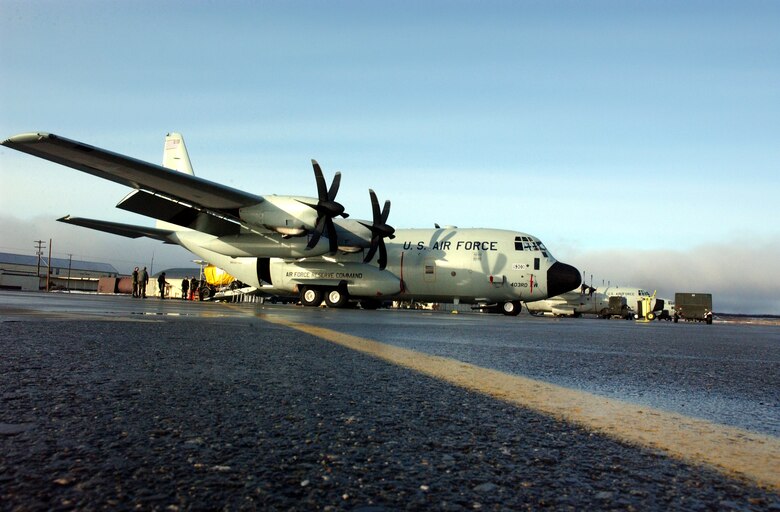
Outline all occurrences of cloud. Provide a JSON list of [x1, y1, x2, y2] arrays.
[[560, 239, 780, 315]]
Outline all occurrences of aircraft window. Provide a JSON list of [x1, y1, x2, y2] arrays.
[[516, 237, 548, 252], [534, 258, 540, 270]]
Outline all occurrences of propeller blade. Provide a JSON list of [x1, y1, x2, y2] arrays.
[[307, 215, 327, 249], [362, 189, 395, 269], [369, 189, 381, 219], [326, 218, 338, 255], [377, 239, 388, 270], [364, 239, 379, 264], [305, 160, 348, 250], [328, 172, 341, 202], [311, 160, 328, 201]]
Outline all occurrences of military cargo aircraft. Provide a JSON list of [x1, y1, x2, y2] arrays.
[[525, 289, 613, 317], [3, 132, 581, 314], [526, 285, 670, 319], [599, 286, 669, 319]]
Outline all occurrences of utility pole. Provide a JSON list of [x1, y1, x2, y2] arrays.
[[46, 238, 52, 292], [67, 253, 73, 292], [34, 240, 46, 290]]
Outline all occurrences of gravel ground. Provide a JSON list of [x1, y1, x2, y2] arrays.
[[1, 317, 779, 511]]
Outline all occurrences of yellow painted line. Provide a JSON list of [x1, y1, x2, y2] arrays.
[[259, 313, 780, 491]]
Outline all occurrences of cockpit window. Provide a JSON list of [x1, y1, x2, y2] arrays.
[[515, 236, 549, 257]]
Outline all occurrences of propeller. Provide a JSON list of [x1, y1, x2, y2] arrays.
[[360, 189, 395, 270], [305, 159, 348, 254]]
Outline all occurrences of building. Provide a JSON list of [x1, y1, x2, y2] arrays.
[[148, 268, 201, 299], [0, 252, 119, 292]]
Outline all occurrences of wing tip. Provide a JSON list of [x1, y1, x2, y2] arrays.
[[3, 132, 53, 145]]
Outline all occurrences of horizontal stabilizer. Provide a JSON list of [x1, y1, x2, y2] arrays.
[[57, 215, 176, 243]]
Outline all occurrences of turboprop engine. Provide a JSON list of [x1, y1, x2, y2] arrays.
[[239, 160, 348, 254]]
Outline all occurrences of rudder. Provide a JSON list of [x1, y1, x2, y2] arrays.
[[163, 132, 194, 175]]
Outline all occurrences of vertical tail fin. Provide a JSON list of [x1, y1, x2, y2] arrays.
[[157, 133, 195, 232], [163, 132, 194, 175]]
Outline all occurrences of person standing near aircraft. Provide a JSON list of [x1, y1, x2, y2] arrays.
[[158, 272, 167, 300], [131, 267, 139, 298], [181, 277, 189, 300], [140, 267, 149, 298]]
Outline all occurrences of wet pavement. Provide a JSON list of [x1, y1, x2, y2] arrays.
[[1, 291, 779, 510]]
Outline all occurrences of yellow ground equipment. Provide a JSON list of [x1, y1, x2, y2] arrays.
[[203, 265, 235, 287], [635, 291, 658, 322]]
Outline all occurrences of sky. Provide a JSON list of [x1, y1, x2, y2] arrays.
[[1, 0, 778, 314]]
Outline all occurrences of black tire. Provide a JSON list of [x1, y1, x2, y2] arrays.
[[361, 299, 381, 310], [300, 287, 323, 307], [501, 301, 521, 316], [325, 288, 349, 308]]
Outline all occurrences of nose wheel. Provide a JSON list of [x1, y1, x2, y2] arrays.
[[502, 301, 521, 316]]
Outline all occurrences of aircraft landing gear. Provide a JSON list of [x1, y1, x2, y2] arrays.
[[501, 301, 522, 316], [300, 286, 323, 307], [300, 285, 351, 308], [325, 288, 350, 308], [360, 299, 382, 310]]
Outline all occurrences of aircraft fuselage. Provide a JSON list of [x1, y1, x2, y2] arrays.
[[175, 227, 581, 307]]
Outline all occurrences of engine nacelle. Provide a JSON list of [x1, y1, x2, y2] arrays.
[[200, 232, 332, 258], [239, 196, 319, 234]]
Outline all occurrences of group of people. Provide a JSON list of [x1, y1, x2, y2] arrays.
[[130, 266, 150, 298], [130, 268, 203, 300], [181, 276, 201, 300]]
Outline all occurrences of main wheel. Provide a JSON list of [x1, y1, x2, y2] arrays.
[[300, 287, 323, 307], [325, 288, 349, 308], [360, 299, 381, 310], [501, 301, 521, 316]]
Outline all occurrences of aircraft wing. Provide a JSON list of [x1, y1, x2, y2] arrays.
[[57, 215, 177, 244], [2, 133, 262, 212]]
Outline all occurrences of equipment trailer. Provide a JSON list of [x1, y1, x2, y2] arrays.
[[674, 293, 713, 324]]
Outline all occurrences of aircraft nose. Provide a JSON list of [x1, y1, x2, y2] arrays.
[[547, 261, 581, 297]]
